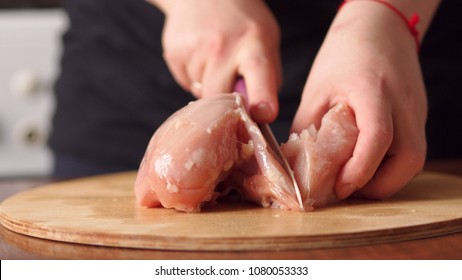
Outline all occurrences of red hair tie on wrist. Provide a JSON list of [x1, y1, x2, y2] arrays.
[[339, 0, 420, 52]]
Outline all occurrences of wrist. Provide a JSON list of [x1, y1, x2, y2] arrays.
[[330, 1, 418, 54], [339, 0, 420, 52]]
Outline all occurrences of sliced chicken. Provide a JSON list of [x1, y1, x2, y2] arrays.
[[227, 108, 304, 211], [134, 93, 300, 212], [281, 103, 359, 208], [135, 93, 359, 212]]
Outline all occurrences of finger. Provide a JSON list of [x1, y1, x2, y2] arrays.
[[185, 55, 206, 98], [237, 42, 281, 123], [356, 116, 426, 199], [335, 98, 393, 199], [272, 49, 283, 90], [163, 52, 191, 93], [290, 84, 331, 133], [201, 56, 235, 98], [357, 150, 425, 199]]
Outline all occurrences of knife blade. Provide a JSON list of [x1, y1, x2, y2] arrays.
[[233, 78, 304, 209], [258, 122, 304, 209]]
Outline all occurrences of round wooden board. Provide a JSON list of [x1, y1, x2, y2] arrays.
[[1, 171, 462, 251]]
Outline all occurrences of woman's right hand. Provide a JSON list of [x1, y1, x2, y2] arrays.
[[148, 0, 282, 123]]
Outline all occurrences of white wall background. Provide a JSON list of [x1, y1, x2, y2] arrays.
[[0, 9, 67, 177]]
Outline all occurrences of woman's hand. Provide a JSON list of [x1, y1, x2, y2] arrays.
[[292, 1, 428, 200], [149, 0, 282, 123]]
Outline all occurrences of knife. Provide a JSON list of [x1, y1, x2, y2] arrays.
[[233, 78, 304, 209]]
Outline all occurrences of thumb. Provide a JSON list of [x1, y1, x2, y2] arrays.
[[291, 85, 330, 133]]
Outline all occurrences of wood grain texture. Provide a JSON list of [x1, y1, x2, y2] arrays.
[[1, 171, 462, 251]]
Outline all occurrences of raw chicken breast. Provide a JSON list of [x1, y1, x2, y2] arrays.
[[135, 94, 243, 212], [281, 104, 359, 208], [135, 93, 302, 212], [135, 92, 359, 212]]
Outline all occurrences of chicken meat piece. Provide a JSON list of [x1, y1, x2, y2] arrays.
[[135, 93, 301, 212], [135, 92, 359, 212], [281, 103, 359, 208]]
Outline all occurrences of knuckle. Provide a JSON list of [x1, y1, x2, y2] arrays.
[[242, 55, 270, 71], [162, 50, 177, 63], [348, 166, 375, 189], [402, 148, 426, 173], [162, 32, 200, 60], [162, 40, 188, 63], [372, 124, 393, 147], [205, 32, 226, 56], [162, 36, 182, 55], [358, 70, 389, 94], [249, 22, 279, 41]]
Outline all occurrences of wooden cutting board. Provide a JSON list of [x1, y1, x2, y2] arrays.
[[1, 171, 462, 251]]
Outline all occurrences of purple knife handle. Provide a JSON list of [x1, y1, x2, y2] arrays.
[[233, 77, 249, 110], [233, 77, 247, 96]]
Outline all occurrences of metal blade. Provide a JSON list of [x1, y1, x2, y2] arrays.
[[258, 123, 304, 209], [233, 77, 303, 209]]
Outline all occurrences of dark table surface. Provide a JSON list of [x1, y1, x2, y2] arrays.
[[1, 159, 462, 260]]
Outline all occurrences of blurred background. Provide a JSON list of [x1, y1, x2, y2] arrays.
[[0, 0, 66, 178]]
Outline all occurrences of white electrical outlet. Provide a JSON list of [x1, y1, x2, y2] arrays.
[[0, 9, 68, 177]]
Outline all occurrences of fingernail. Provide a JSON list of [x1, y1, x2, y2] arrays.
[[189, 81, 203, 97], [252, 103, 273, 123], [337, 184, 359, 200]]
